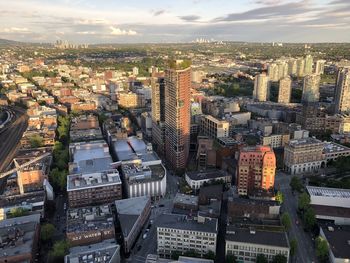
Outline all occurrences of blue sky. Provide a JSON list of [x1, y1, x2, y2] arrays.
[[0, 0, 349, 43]]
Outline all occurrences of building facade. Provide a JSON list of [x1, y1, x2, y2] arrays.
[[302, 74, 320, 103], [277, 76, 291, 104], [334, 67, 350, 114], [200, 115, 229, 139], [253, 73, 269, 102]]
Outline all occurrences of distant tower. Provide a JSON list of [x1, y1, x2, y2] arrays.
[[304, 55, 313, 75], [296, 58, 305, 77], [315, 60, 326, 75], [253, 73, 269, 102], [164, 60, 191, 170], [267, 63, 279, 81], [288, 59, 297, 76], [334, 67, 350, 113], [302, 74, 321, 103], [278, 76, 292, 104]]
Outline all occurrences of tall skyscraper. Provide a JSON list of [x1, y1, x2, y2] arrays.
[[304, 54, 313, 75], [253, 73, 269, 102], [278, 76, 292, 104], [315, 60, 326, 75], [288, 58, 297, 75], [334, 67, 350, 114], [164, 60, 191, 170], [267, 63, 279, 81], [237, 146, 276, 196], [296, 58, 305, 77], [302, 74, 321, 103], [277, 61, 288, 80], [151, 77, 166, 155]]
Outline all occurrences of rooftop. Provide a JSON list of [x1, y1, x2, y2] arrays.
[[186, 169, 228, 181], [67, 205, 114, 233], [226, 225, 289, 248], [288, 137, 324, 147], [157, 213, 218, 234], [67, 170, 121, 191], [321, 225, 350, 259], [121, 162, 165, 184], [65, 239, 120, 263], [306, 186, 350, 199], [323, 142, 350, 154], [174, 193, 198, 206]]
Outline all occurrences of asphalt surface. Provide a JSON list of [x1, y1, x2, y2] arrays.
[[0, 106, 28, 173], [275, 171, 316, 263]]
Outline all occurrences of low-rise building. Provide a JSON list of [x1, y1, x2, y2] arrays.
[[157, 214, 218, 258], [146, 255, 214, 263], [261, 134, 290, 148], [200, 115, 229, 139], [67, 170, 122, 208], [66, 205, 115, 246], [225, 225, 290, 263], [173, 193, 199, 213], [65, 239, 121, 263], [323, 142, 350, 163], [185, 170, 231, 190], [115, 196, 151, 254], [284, 137, 325, 175]]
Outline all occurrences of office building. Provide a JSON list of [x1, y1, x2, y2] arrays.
[[66, 205, 115, 246], [115, 196, 151, 254], [304, 54, 313, 75], [157, 214, 218, 258], [185, 169, 231, 190], [67, 170, 122, 208], [0, 214, 40, 263], [302, 74, 321, 103], [277, 76, 291, 103], [253, 73, 269, 102], [65, 239, 121, 263], [334, 67, 350, 114], [236, 146, 276, 196], [225, 225, 290, 263], [200, 115, 229, 139], [284, 138, 325, 175], [164, 60, 191, 170]]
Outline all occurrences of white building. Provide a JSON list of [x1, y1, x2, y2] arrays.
[[225, 226, 290, 263], [200, 115, 229, 139], [157, 214, 218, 258], [185, 170, 231, 190]]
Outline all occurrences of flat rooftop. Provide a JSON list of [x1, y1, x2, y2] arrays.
[[174, 193, 198, 206], [288, 137, 323, 147], [121, 163, 165, 184], [321, 225, 350, 260], [186, 169, 227, 181], [65, 239, 120, 263], [323, 142, 350, 154], [157, 214, 218, 234], [306, 186, 350, 199], [226, 225, 289, 248], [67, 205, 114, 233], [67, 169, 121, 191]]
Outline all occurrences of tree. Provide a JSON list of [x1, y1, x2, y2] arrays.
[[29, 134, 44, 148], [275, 191, 284, 204], [50, 168, 67, 191], [281, 212, 292, 231], [272, 254, 287, 263], [290, 176, 303, 193], [226, 254, 237, 263], [256, 254, 268, 263], [8, 207, 28, 218], [316, 236, 329, 263], [303, 208, 316, 231], [49, 240, 70, 263], [41, 223, 56, 241], [290, 238, 298, 256], [204, 250, 215, 260], [298, 192, 310, 211]]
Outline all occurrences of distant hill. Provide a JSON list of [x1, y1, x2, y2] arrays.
[[0, 38, 24, 46]]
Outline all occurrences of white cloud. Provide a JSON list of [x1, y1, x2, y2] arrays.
[[0, 27, 29, 33], [77, 31, 96, 35], [109, 26, 137, 36]]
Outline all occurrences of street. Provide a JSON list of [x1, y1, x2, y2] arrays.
[[275, 171, 316, 263]]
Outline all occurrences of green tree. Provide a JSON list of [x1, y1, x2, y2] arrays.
[[41, 223, 56, 241], [49, 240, 70, 263], [29, 134, 44, 148], [275, 191, 284, 204], [50, 168, 67, 191], [226, 254, 237, 263], [272, 254, 287, 263], [290, 176, 303, 193], [204, 251, 215, 260], [256, 254, 268, 263], [8, 207, 28, 218], [316, 236, 329, 263], [303, 208, 316, 231], [290, 238, 298, 256], [281, 212, 292, 231], [298, 192, 310, 211]]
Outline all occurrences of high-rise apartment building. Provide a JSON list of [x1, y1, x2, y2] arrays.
[[253, 73, 269, 102], [288, 58, 297, 75], [237, 146, 276, 196], [302, 74, 321, 103], [334, 67, 350, 114], [151, 77, 166, 156], [296, 58, 305, 77], [267, 63, 279, 82], [304, 55, 313, 75], [315, 60, 326, 75], [164, 60, 191, 170], [278, 76, 292, 103]]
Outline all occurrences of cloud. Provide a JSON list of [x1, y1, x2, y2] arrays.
[[152, 9, 166, 16], [179, 15, 201, 21], [109, 26, 138, 36], [77, 31, 96, 35], [0, 27, 30, 33], [254, 0, 284, 5]]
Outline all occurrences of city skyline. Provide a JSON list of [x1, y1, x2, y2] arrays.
[[0, 0, 350, 44]]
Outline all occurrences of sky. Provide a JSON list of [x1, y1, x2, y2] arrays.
[[0, 0, 349, 44]]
